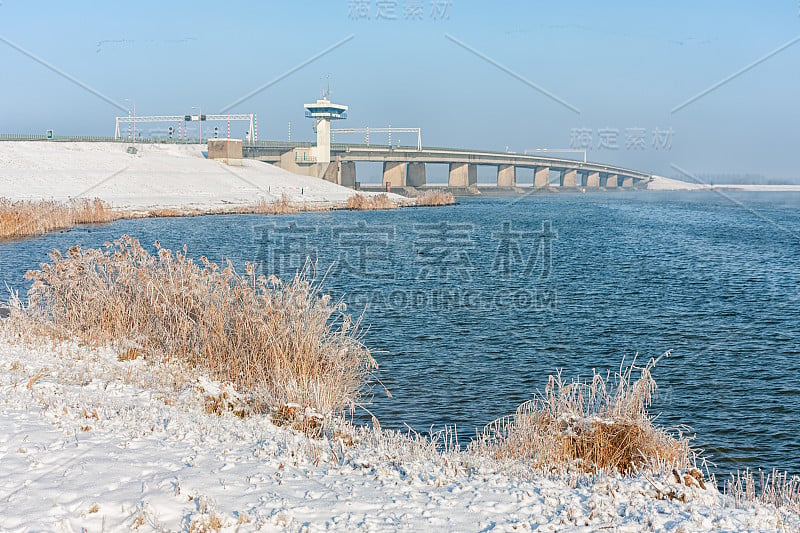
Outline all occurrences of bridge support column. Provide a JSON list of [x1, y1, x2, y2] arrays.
[[585, 171, 600, 188], [322, 161, 339, 183], [339, 161, 356, 188], [560, 169, 577, 188], [534, 167, 550, 188], [448, 163, 477, 187], [407, 162, 426, 187], [497, 164, 516, 187], [621, 176, 634, 188], [604, 174, 618, 188], [383, 161, 407, 188]]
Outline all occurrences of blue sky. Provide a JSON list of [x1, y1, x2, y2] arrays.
[[1, 1, 799, 180]]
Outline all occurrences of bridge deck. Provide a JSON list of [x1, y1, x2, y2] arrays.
[[242, 142, 652, 181]]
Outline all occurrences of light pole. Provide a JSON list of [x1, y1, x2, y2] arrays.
[[125, 99, 136, 145], [192, 105, 202, 143]]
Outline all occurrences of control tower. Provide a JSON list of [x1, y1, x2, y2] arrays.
[[304, 96, 347, 164]]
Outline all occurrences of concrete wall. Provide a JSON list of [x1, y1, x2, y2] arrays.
[[407, 162, 426, 187], [322, 161, 338, 183], [605, 174, 618, 188], [585, 171, 600, 188], [314, 119, 331, 164], [340, 161, 356, 187], [560, 169, 577, 188], [207, 139, 243, 165], [383, 161, 407, 187], [534, 167, 550, 188], [275, 149, 328, 178], [448, 163, 477, 187], [497, 164, 516, 187], [622, 176, 634, 188]]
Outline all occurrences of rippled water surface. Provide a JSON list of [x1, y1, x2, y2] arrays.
[[2, 191, 799, 477]]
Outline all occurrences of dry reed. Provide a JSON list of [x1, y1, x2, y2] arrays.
[[251, 193, 298, 214], [416, 190, 456, 206], [23, 235, 376, 419], [0, 197, 120, 240], [726, 469, 800, 515], [227, 193, 300, 215], [346, 193, 398, 210], [470, 355, 692, 474]]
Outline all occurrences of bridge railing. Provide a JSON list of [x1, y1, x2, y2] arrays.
[[0, 133, 271, 144], [244, 140, 313, 148], [0, 133, 238, 144]]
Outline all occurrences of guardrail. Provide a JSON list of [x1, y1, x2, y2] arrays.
[[244, 140, 313, 148], [0, 134, 248, 144], [294, 151, 317, 162]]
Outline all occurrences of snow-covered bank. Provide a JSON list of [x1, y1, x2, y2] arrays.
[[0, 333, 794, 531], [648, 175, 800, 192], [0, 141, 405, 212]]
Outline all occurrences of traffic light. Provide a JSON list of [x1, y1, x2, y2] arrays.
[[214, 126, 219, 138], [168, 126, 173, 138]]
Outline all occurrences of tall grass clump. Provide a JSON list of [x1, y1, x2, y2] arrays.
[[415, 189, 456, 206], [0, 197, 119, 240], [246, 193, 299, 215], [726, 469, 800, 515], [23, 235, 376, 419], [471, 356, 692, 474], [346, 193, 398, 210]]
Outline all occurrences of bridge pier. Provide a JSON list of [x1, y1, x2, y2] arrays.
[[407, 162, 426, 187], [339, 161, 356, 187], [497, 164, 516, 187], [534, 167, 550, 188], [383, 161, 407, 187], [322, 161, 339, 183], [560, 169, 577, 188], [246, 144, 653, 191], [449, 163, 477, 187]]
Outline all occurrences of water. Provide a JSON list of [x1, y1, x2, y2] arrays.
[[2, 191, 799, 478]]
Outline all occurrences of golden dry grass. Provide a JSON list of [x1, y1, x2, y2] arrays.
[[0, 198, 120, 240], [145, 208, 187, 218], [245, 193, 299, 214], [189, 514, 224, 533], [1, 191, 434, 243], [346, 193, 398, 210], [416, 190, 456, 206], [23, 235, 377, 419], [470, 356, 692, 474]]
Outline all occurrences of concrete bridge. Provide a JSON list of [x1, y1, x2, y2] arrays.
[[243, 142, 653, 190]]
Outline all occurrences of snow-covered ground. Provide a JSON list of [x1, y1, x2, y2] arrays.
[[647, 176, 707, 191], [648, 175, 800, 192], [0, 141, 404, 212], [0, 325, 795, 532]]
